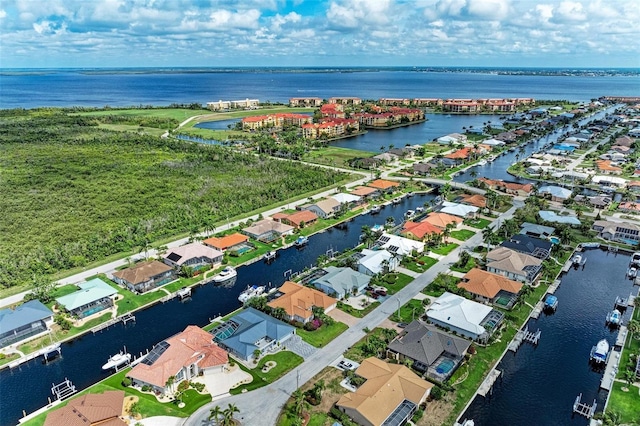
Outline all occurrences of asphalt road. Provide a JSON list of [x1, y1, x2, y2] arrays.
[[184, 202, 522, 426]]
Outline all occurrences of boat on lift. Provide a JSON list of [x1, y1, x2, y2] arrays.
[[238, 285, 266, 303], [212, 266, 237, 283], [102, 351, 132, 370], [589, 339, 610, 364], [605, 309, 621, 326]]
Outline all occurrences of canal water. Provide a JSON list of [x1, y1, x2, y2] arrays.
[[0, 194, 433, 426], [462, 248, 636, 425]]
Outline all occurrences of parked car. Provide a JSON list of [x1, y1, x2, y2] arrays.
[[397, 322, 408, 328], [375, 289, 387, 297], [338, 360, 354, 370]]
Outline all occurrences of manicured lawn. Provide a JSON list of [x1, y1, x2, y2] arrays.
[[607, 382, 640, 424], [450, 229, 476, 241], [297, 321, 349, 347], [0, 352, 20, 367], [401, 256, 438, 274], [230, 351, 304, 395], [75, 108, 210, 121], [430, 243, 459, 255], [449, 258, 477, 273], [115, 283, 168, 316], [378, 273, 414, 295], [390, 298, 426, 323], [337, 300, 380, 318], [464, 218, 492, 229]]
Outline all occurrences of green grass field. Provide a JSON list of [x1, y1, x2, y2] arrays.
[[303, 146, 376, 167], [297, 321, 349, 347], [74, 107, 211, 121]]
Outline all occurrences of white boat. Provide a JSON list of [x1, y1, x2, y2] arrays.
[[627, 267, 637, 278], [606, 309, 621, 326], [212, 266, 237, 283], [371, 224, 384, 233], [392, 197, 402, 204], [405, 209, 415, 218], [264, 251, 277, 261], [630, 252, 640, 266], [589, 339, 610, 364], [370, 205, 381, 214], [415, 206, 424, 213], [238, 285, 266, 303], [102, 351, 131, 370], [572, 254, 582, 266], [476, 159, 487, 166]]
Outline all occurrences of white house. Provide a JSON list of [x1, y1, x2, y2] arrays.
[[357, 249, 398, 276], [377, 233, 425, 257], [426, 292, 500, 340], [481, 138, 506, 146], [331, 193, 362, 206], [438, 201, 479, 218], [437, 133, 467, 145]]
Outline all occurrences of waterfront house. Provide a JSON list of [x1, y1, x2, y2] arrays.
[[457, 268, 523, 308], [376, 233, 425, 257], [357, 249, 398, 276], [289, 97, 323, 107], [312, 266, 371, 299], [478, 178, 533, 196], [267, 281, 337, 324], [519, 222, 555, 239], [213, 308, 295, 362], [43, 390, 126, 426], [203, 233, 249, 252], [500, 234, 552, 260], [485, 247, 542, 284], [436, 133, 467, 145], [272, 210, 318, 229], [423, 212, 463, 230], [617, 202, 640, 213], [592, 219, 640, 244], [55, 278, 118, 319], [0, 300, 53, 348], [373, 152, 399, 163], [302, 198, 341, 219], [242, 219, 294, 242], [443, 148, 472, 165], [367, 179, 400, 194], [350, 185, 379, 200], [438, 201, 479, 219], [128, 325, 228, 395], [112, 260, 176, 294], [481, 138, 506, 146], [332, 192, 362, 209], [162, 242, 223, 270], [538, 185, 572, 202], [426, 292, 503, 341], [336, 357, 433, 426], [386, 320, 470, 383], [401, 220, 442, 242]]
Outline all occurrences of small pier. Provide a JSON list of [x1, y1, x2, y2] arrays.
[[263, 251, 277, 262], [615, 325, 628, 348], [530, 301, 543, 319], [508, 326, 541, 352], [547, 280, 561, 294], [614, 297, 628, 312], [8, 342, 62, 369], [176, 287, 192, 300], [600, 349, 621, 391], [51, 378, 77, 401], [477, 369, 501, 397], [91, 313, 135, 334], [573, 393, 597, 418]]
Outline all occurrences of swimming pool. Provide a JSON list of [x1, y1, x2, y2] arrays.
[[552, 144, 575, 151], [549, 237, 560, 244], [435, 358, 456, 375]]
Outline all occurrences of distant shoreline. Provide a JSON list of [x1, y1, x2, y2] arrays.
[[1, 66, 639, 78]]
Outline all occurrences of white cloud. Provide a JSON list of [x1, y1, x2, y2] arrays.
[[555, 1, 587, 21], [0, 9, 6, 19]]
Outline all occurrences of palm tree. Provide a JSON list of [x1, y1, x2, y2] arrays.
[[221, 404, 240, 426], [165, 375, 175, 395], [291, 389, 307, 416], [443, 223, 454, 244], [627, 319, 640, 348], [208, 405, 223, 425], [482, 226, 496, 251]]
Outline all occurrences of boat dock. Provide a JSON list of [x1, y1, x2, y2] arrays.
[[600, 349, 622, 391], [176, 287, 191, 299], [530, 301, 543, 319], [573, 393, 597, 418], [615, 325, 628, 348], [477, 369, 501, 397], [51, 378, 77, 401], [91, 313, 135, 334], [8, 342, 61, 369], [614, 296, 628, 311], [547, 280, 561, 294], [508, 326, 541, 352]]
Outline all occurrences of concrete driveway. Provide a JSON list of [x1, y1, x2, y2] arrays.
[[199, 365, 252, 400]]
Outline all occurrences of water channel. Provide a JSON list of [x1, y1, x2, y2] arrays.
[[462, 248, 635, 425], [0, 195, 434, 426], [0, 106, 618, 426]]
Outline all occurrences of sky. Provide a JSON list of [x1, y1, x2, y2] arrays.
[[1, 0, 639, 69]]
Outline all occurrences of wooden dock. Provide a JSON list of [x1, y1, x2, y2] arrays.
[[508, 326, 541, 352], [573, 393, 597, 418], [615, 325, 628, 348], [600, 349, 621, 391], [91, 313, 135, 334], [477, 369, 501, 397], [530, 301, 543, 319], [547, 280, 561, 294]]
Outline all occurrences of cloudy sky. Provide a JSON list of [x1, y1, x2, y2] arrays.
[[1, 0, 639, 69]]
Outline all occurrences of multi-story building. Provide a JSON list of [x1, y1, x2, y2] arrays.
[[289, 97, 323, 107]]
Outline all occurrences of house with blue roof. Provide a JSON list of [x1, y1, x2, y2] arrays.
[[312, 266, 371, 299], [538, 185, 572, 202], [56, 278, 118, 319], [213, 308, 295, 362], [0, 300, 54, 348]]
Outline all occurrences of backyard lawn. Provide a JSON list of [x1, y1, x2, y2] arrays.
[[230, 351, 304, 395], [464, 218, 492, 229], [401, 256, 439, 274], [337, 300, 380, 318]]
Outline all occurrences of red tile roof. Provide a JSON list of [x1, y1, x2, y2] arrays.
[[401, 221, 442, 239], [203, 233, 249, 250]]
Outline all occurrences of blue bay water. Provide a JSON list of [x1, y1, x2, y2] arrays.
[[1, 69, 639, 109]]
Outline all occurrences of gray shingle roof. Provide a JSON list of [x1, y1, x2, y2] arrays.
[[0, 300, 53, 334], [387, 320, 470, 366]]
